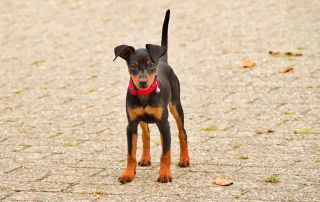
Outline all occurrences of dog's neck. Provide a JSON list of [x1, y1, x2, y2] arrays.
[[136, 94, 151, 108]]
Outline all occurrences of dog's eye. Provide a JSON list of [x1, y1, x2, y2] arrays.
[[130, 65, 138, 70], [148, 64, 156, 69]]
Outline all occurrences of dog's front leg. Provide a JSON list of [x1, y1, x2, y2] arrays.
[[118, 123, 138, 184], [157, 120, 172, 183], [139, 121, 151, 166]]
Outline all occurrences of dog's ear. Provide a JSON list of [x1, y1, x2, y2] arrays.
[[146, 44, 167, 63], [113, 45, 135, 61]]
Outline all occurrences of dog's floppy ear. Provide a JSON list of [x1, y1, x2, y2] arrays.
[[113, 45, 135, 61], [146, 44, 167, 63]]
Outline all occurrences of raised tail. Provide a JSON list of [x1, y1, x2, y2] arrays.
[[160, 9, 170, 63]]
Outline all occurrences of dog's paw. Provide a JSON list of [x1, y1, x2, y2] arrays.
[[157, 173, 172, 183], [178, 158, 190, 167], [118, 172, 134, 184], [138, 159, 151, 166], [157, 168, 172, 183], [139, 153, 151, 166]]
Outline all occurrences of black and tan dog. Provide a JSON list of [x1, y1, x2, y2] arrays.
[[113, 10, 190, 184]]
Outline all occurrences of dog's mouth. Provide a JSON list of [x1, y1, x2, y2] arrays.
[[131, 80, 150, 90], [136, 85, 149, 90]]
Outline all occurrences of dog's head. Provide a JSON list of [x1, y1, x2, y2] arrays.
[[113, 44, 166, 90]]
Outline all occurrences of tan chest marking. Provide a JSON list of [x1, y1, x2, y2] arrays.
[[128, 107, 144, 121], [145, 106, 163, 120], [128, 106, 163, 121]]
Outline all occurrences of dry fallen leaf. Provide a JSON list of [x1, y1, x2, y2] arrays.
[[269, 50, 281, 55], [279, 67, 294, 73], [269, 51, 303, 57], [240, 60, 255, 68], [215, 177, 233, 186], [285, 52, 303, 56], [265, 129, 274, 133]]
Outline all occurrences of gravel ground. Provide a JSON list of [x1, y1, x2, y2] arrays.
[[1, 0, 319, 201]]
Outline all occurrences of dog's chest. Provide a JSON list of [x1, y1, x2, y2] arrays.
[[128, 106, 163, 122]]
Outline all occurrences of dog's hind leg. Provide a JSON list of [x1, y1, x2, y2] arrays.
[[169, 101, 190, 167]]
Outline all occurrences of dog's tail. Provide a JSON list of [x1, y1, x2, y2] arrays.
[[160, 9, 170, 63]]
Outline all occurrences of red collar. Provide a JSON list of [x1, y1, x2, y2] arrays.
[[129, 77, 159, 95]]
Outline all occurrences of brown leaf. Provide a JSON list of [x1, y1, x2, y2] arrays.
[[265, 129, 274, 133], [240, 60, 255, 68], [269, 51, 303, 57], [215, 177, 233, 186], [269, 50, 281, 55], [279, 67, 294, 73], [285, 52, 303, 56]]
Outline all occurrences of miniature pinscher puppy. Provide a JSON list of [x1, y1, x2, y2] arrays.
[[113, 10, 190, 184]]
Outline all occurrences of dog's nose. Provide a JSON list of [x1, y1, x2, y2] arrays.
[[139, 78, 147, 87]]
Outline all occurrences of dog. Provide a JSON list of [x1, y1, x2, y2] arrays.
[[113, 9, 190, 184]]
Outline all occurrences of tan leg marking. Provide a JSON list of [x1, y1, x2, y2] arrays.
[[169, 102, 190, 167], [158, 149, 172, 183], [139, 121, 151, 166], [119, 133, 138, 184]]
